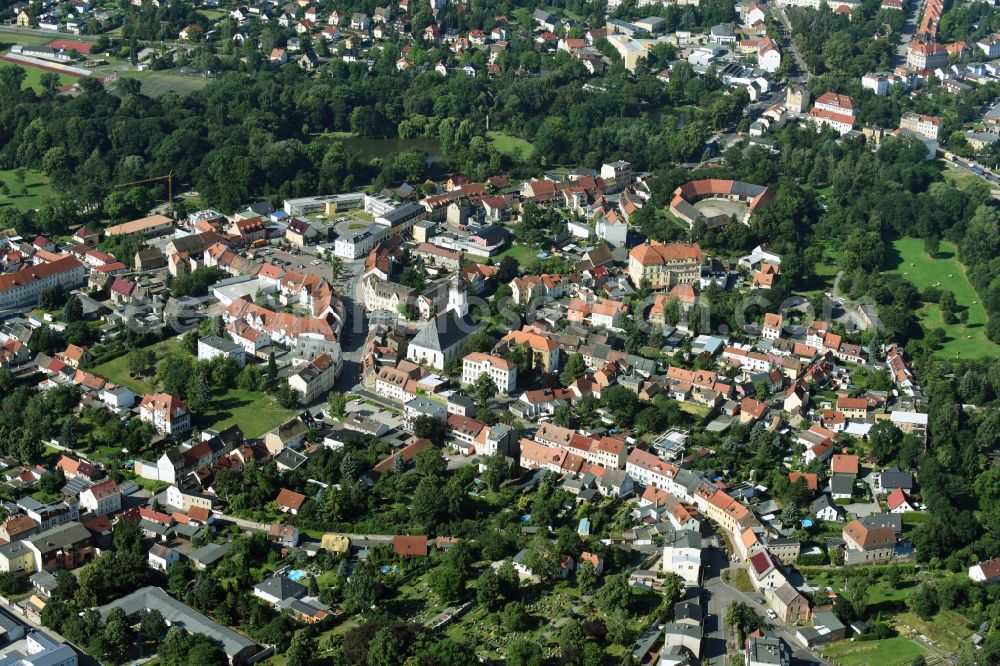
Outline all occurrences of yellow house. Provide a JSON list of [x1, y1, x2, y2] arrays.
[[321, 534, 350, 554], [17, 10, 33, 26], [0, 540, 36, 574]]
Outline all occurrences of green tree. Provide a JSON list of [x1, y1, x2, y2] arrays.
[[482, 453, 511, 491], [64, 295, 84, 322], [429, 563, 466, 603], [327, 392, 348, 419], [127, 348, 156, 376], [596, 573, 632, 613], [476, 568, 504, 611], [473, 372, 499, 407], [285, 629, 316, 666], [560, 353, 587, 386], [501, 601, 530, 631], [140, 609, 168, 644], [576, 560, 598, 592], [343, 563, 376, 614], [507, 639, 543, 666], [367, 627, 407, 666], [102, 606, 132, 661]]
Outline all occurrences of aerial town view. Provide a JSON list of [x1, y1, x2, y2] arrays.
[[0, 0, 998, 662]]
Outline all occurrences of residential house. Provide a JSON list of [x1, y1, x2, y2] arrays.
[[767, 582, 810, 623], [23, 522, 95, 572], [275, 489, 307, 515], [748, 550, 786, 590], [139, 393, 191, 434], [968, 557, 1000, 584], [462, 352, 517, 394], [78, 479, 121, 516], [148, 543, 180, 571], [393, 535, 428, 558], [842, 518, 896, 565], [288, 353, 340, 404], [662, 530, 702, 586]]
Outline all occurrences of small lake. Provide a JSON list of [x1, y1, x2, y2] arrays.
[[337, 136, 442, 162]]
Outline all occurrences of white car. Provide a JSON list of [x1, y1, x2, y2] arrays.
[[312, 260, 321, 265], [766, 609, 777, 620]]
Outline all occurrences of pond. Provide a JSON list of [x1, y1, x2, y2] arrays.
[[337, 135, 443, 162]]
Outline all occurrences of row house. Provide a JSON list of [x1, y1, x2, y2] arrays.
[[375, 361, 425, 403], [519, 438, 585, 476]]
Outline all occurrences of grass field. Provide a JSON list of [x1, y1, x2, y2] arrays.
[[0, 60, 78, 92], [194, 388, 296, 439], [884, 237, 1000, 358], [0, 167, 54, 211], [92, 336, 293, 438], [487, 131, 536, 160], [91, 337, 182, 395], [0, 33, 58, 49], [894, 610, 973, 652], [821, 636, 926, 666], [468, 244, 538, 265], [118, 71, 210, 98], [196, 8, 227, 20]]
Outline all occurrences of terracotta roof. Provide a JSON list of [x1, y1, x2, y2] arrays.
[[788, 472, 818, 492], [275, 488, 306, 511], [0, 257, 83, 293], [393, 535, 428, 557], [830, 454, 859, 475]]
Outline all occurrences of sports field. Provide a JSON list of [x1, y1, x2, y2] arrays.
[[0, 60, 78, 92], [884, 237, 1000, 358]]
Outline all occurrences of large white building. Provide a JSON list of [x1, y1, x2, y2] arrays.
[[334, 224, 390, 259], [0, 257, 87, 309], [462, 352, 517, 394]]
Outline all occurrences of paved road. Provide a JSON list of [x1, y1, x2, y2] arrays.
[[772, 7, 811, 81]]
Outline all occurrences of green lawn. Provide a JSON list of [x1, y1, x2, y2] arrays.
[[91, 337, 182, 395], [194, 388, 297, 439], [196, 8, 227, 20], [487, 131, 536, 160], [0, 167, 54, 211], [894, 610, 973, 652], [0, 33, 58, 48], [821, 636, 926, 666], [884, 237, 1000, 358], [117, 70, 210, 98], [0, 61, 78, 92], [468, 244, 538, 265]]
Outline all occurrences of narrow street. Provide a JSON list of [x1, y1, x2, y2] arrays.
[[701, 530, 833, 666]]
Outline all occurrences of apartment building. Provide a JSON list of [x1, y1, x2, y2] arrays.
[[462, 352, 517, 394]]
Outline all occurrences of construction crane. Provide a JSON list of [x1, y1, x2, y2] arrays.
[[116, 171, 175, 217]]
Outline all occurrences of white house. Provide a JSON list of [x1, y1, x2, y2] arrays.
[[968, 557, 1000, 584], [662, 530, 702, 586], [148, 543, 180, 571], [197, 335, 246, 367], [139, 393, 191, 435], [595, 216, 628, 246], [78, 479, 121, 516]]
